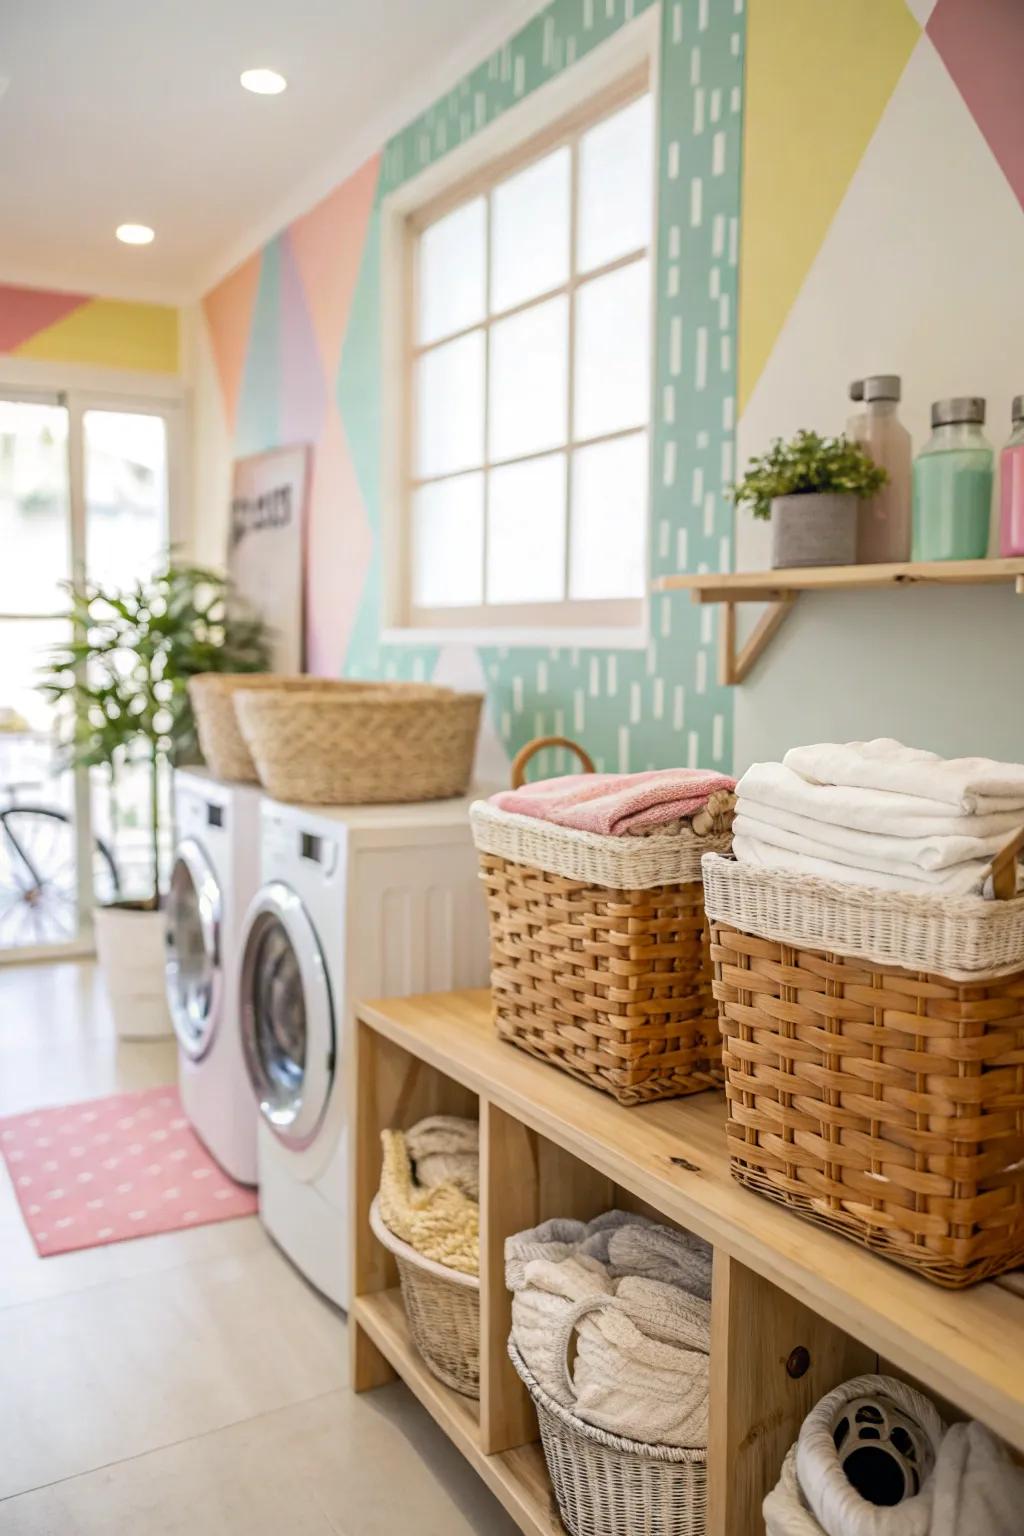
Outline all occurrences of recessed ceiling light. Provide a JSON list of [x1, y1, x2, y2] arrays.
[[240, 68, 287, 95], [116, 223, 155, 246]]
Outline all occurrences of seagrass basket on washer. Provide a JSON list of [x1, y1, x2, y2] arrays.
[[470, 736, 734, 1106], [369, 1196, 480, 1397], [234, 683, 483, 804], [702, 829, 1024, 1288], [188, 673, 356, 782]]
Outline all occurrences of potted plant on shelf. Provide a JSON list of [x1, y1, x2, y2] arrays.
[[732, 429, 888, 569], [42, 561, 268, 1040]]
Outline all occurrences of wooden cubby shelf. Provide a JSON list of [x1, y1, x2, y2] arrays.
[[350, 989, 1024, 1536], [652, 557, 1024, 684]]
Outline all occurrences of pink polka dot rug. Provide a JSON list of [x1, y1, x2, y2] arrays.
[[0, 1084, 258, 1255]]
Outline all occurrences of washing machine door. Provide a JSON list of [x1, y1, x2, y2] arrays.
[[165, 838, 223, 1061], [239, 882, 335, 1148]]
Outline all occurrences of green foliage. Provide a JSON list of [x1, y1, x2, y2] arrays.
[[41, 560, 269, 905], [732, 430, 888, 521]]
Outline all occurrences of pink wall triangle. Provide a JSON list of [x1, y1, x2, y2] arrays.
[[929, 0, 1024, 213], [0, 284, 90, 353], [279, 234, 327, 445], [288, 154, 380, 383], [202, 252, 263, 436]]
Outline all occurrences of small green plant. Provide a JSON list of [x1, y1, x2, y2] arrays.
[[732, 430, 887, 521], [41, 561, 269, 908]]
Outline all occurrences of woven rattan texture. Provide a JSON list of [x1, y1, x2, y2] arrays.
[[235, 686, 482, 804], [189, 673, 356, 782], [394, 1252, 480, 1397], [508, 1342, 707, 1536], [479, 852, 722, 1106], [711, 921, 1024, 1287]]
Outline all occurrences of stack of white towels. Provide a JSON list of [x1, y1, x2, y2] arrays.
[[733, 739, 1024, 897], [506, 1211, 712, 1448]]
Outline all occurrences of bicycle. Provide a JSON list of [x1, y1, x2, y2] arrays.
[[0, 758, 120, 948]]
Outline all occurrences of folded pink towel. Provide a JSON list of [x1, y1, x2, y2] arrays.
[[491, 769, 737, 837]]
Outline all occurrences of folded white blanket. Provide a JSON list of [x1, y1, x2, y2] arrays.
[[734, 813, 994, 892], [567, 1278, 710, 1447], [405, 1115, 479, 1199], [784, 739, 1024, 816], [738, 760, 1024, 840], [732, 834, 991, 895], [929, 1419, 1024, 1536]]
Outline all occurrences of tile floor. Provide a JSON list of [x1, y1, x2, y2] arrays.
[[0, 960, 519, 1535]]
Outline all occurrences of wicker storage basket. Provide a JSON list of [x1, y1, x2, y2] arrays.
[[471, 737, 732, 1106], [189, 673, 360, 782], [369, 1196, 480, 1397], [703, 851, 1024, 1288], [508, 1341, 707, 1536], [234, 684, 482, 804]]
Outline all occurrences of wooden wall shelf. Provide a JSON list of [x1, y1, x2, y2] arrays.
[[350, 988, 1024, 1536], [652, 558, 1024, 684]]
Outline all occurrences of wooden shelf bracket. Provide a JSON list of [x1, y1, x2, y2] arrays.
[[719, 594, 795, 686]]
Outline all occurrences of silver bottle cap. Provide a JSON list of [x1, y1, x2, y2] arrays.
[[931, 396, 985, 428], [1013, 395, 1024, 424], [862, 374, 901, 402]]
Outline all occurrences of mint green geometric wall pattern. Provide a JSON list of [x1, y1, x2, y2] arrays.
[[235, 237, 282, 459], [341, 0, 744, 773]]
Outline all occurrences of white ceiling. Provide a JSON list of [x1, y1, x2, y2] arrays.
[[1, 0, 541, 304]]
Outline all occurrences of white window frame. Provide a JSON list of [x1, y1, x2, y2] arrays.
[[380, 9, 659, 650]]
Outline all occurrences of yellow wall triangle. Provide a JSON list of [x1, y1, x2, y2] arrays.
[[15, 297, 179, 373], [738, 0, 920, 414]]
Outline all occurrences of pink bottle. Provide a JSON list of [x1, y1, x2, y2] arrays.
[[849, 375, 913, 563], [999, 395, 1024, 556]]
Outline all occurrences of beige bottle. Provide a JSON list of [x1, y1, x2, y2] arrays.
[[849, 375, 912, 563]]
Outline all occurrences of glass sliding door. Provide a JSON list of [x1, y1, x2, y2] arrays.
[[0, 389, 178, 960]]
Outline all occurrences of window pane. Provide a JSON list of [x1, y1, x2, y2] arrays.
[[0, 400, 70, 614], [489, 295, 568, 462], [415, 332, 485, 479], [84, 411, 168, 592], [574, 259, 651, 441], [487, 453, 567, 604], [411, 474, 484, 608], [570, 433, 647, 599], [490, 147, 571, 313], [577, 94, 654, 273], [418, 197, 486, 345]]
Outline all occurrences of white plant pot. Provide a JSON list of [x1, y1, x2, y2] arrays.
[[770, 492, 858, 568], [94, 905, 173, 1041]]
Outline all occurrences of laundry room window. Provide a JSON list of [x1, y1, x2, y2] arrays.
[[380, 17, 657, 646]]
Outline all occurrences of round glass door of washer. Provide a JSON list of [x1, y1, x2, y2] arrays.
[[240, 883, 334, 1146], [165, 840, 222, 1060]]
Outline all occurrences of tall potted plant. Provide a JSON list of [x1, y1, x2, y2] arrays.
[[733, 430, 887, 568], [42, 561, 268, 1039]]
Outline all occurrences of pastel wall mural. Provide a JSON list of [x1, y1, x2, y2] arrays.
[[199, 0, 744, 777], [0, 282, 179, 373]]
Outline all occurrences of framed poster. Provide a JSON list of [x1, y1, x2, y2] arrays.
[[227, 445, 311, 672]]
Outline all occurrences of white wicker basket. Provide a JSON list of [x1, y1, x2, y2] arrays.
[[701, 852, 1024, 982], [472, 800, 732, 889], [369, 1196, 479, 1398], [508, 1341, 707, 1536]]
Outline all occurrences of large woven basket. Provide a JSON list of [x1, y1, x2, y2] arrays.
[[508, 1341, 707, 1536], [235, 684, 482, 804], [472, 737, 732, 1106], [189, 673, 358, 782], [703, 852, 1024, 1288], [369, 1196, 479, 1397]]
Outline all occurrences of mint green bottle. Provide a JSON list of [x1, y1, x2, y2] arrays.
[[912, 397, 993, 561]]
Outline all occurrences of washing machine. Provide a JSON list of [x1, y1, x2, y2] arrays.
[[238, 794, 489, 1308], [165, 768, 262, 1185]]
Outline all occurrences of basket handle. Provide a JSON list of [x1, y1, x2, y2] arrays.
[[510, 735, 595, 789], [990, 825, 1024, 901], [553, 1292, 618, 1405]]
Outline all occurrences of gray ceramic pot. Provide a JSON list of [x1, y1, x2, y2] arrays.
[[770, 492, 858, 569]]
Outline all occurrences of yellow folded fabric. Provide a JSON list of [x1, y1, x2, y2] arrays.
[[378, 1128, 479, 1276]]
